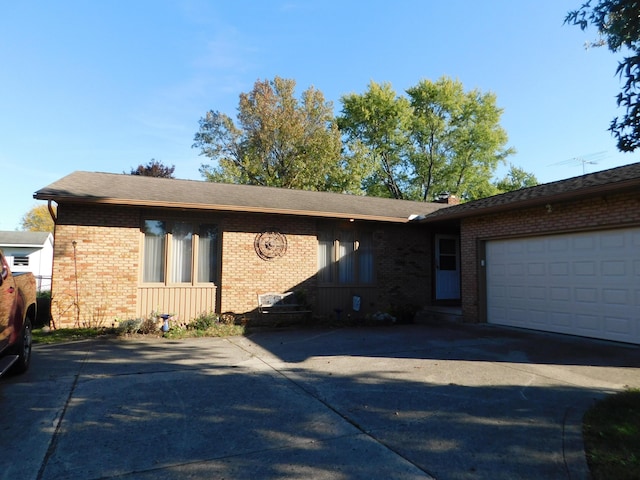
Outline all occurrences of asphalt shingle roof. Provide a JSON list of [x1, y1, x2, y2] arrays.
[[0, 231, 51, 246], [34, 163, 640, 225], [34, 171, 448, 223], [421, 161, 640, 222]]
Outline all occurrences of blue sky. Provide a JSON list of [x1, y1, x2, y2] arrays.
[[1, 0, 637, 230]]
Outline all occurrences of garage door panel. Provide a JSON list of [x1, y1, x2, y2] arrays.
[[573, 235, 595, 250], [550, 311, 572, 328], [512, 307, 533, 324], [603, 317, 635, 342], [508, 263, 525, 276], [550, 262, 569, 276], [527, 263, 545, 275], [490, 264, 506, 277], [486, 228, 640, 345], [600, 231, 626, 249], [529, 311, 549, 326], [508, 285, 527, 299], [507, 242, 525, 254], [603, 288, 629, 305], [574, 288, 598, 303], [528, 286, 546, 300], [573, 261, 596, 276], [548, 237, 570, 252], [551, 287, 571, 301], [575, 314, 599, 332], [602, 260, 628, 277], [526, 238, 545, 253]]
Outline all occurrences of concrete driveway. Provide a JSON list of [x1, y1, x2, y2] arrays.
[[2, 323, 639, 480]]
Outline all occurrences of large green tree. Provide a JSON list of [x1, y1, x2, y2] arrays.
[[338, 82, 412, 199], [495, 164, 539, 193], [338, 77, 516, 201], [566, 1, 640, 151], [193, 77, 362, 192], [407, 78, 514, 201]]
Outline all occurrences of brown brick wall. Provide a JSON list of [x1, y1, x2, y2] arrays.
[[460, 190, 640, 323], [51, 204, 434, 327], [219, 213, 318, 314], [52, 204, 140, 327], [374, 223, 432, 310]]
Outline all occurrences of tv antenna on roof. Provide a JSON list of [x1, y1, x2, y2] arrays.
[[549, 151, 608, 174]]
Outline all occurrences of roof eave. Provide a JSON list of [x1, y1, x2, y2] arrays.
[[419, 178, 640, 223], [36, 195, 415, 224], [0, 243, 45, 248]]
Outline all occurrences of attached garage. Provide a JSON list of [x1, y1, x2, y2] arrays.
[[421, 162, 640, 345], [486, 228, 640, 345]]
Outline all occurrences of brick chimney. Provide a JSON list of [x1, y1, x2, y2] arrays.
[[435, 193, 460, 205]]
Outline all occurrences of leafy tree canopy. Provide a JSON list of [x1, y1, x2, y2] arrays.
[[20, 204, 55, 232], [495, 164, 539, 193], [566, 1, 640, 151], [129, 159, 175, 178], [193, 75, 533, 203], [338, 81, 412, 199], [339, 77, 518, 201], [193, 77, 365, 193]]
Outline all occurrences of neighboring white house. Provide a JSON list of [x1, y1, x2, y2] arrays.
[[0, 231, 54, 291]]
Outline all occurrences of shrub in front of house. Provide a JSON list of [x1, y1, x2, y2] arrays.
[[114, 312, 244, 338], [161, 311, 244, 338], [187, 312, 219, 331], [116, 318, 144, 335]]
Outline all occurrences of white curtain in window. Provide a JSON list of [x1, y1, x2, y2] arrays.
[[197, 224, 217, 283], [338, 231, 355, 283], [171, 222, 193, 283], [358, 232, 374, 284], [143, 220, 166, 283], [317, 233, 334, 282]]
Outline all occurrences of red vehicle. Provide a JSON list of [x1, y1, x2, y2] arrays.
[[0, 250, 35, 376]]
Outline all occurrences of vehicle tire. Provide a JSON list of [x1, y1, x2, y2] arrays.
[[10, 317, 33, 374]]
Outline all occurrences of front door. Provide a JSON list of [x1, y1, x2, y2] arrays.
[[435, 234, 460, 300]]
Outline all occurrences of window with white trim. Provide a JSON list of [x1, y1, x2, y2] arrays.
[[142, 220, 219, 284], [318, 229, 374, 285]]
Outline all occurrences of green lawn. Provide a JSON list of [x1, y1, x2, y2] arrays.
[[32, 321, 244, 344], [583, 389, 640, 480], [32, 327, 116, 344]]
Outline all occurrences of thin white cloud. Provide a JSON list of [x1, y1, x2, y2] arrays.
[[193, 29, 259, 73]]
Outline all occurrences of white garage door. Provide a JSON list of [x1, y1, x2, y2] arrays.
[[486, 228, 640, 345]]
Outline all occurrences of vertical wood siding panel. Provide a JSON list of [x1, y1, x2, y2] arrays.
[[137, 286, 217, 322]]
